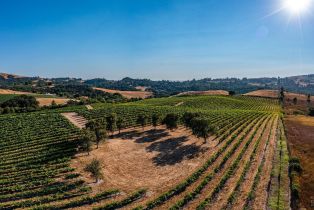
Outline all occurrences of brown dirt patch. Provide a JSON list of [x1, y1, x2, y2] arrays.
[[93, 87, 153, 99], [244, 90, 279, 98], [285, 115, 314, 209], [0, 88, 32, 95], [36, 98, 70, 106], [176, 90, 229, 96], [71, 126, 211, 196]]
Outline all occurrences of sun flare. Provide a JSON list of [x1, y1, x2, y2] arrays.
[[283, 0, 312, 15]]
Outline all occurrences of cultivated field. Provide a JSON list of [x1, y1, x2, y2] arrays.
[[176, 90, 229, 96], [0, 95, 290, 209]]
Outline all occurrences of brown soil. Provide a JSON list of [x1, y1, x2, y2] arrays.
[[285, 115, 314, 209], [176, 90, 229, 96], [233, 116, 278, 210], [251, 118, 279, 209], [185, 116, 270, 209], [213, 116, 277, 210], [36, 98, 70, 107], [93, 87, 153, 99], [71, 126, 211, 197], [0, 88, 32, 95], [244, 90, 279, 98]]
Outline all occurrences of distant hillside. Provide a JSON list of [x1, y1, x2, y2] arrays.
[[0, 73, 25, 80], [176, 90, 229, 96], [1, 72, 314, 97]]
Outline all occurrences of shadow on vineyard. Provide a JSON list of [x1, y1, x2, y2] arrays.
[[135, 129, 169, 143], [147, 136, 208, 166]]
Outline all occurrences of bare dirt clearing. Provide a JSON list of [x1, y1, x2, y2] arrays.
[[37, 97, 70, 106], [0, 88, 32, 95], [71, 126, 213, 196], [93, 87, 153, 99], [244, 90, 279, 98], [285, 115, 314, 209]]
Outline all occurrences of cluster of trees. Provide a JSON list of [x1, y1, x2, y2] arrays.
[[0, 95, 39, 114], [36, 85, 126, 102], [182, 112, 217, 143], [80, 111, 217, 156], [80, 111, 216, 182]]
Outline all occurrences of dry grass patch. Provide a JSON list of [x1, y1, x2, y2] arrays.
[[37, 98, 70, 106], [71, 126, 213, 197], [176, 90, 229, 96], [244, 90, 279, 98], [93, 87, 153, 99]]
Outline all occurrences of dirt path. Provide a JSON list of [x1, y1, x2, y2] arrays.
[[209, 116, 276, 210], [251, 118, 279, 209], [154, 115, 266, 209], [184, 115, 270, 209], [230, 116, 278, 210], [61, 112, 88, 129], [175, 102, 184, 106]]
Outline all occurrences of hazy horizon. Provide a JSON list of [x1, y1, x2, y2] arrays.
[[1, 0, 313, 80]]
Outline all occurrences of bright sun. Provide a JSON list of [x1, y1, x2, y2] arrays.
[[283, 0, 312, 15]]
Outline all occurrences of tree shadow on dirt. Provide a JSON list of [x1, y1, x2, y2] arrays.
[[146, 136, 207, 166], [114, 130, 142, 139], [135, 129, 169, 143]]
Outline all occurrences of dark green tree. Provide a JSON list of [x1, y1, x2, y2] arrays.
[[151, 113, 161, 130], [86, 119, 107, 148], [162, 113, 179, 131], [190, 118, 215, 143], [84, 159, 104, 183], [80, 129, 95, 155], [137, 114, 148, 130], [228, 91, 236, 96], [117, 117, 126, 134], [95, 129, 107, 149], [279, 87, 285, 104], [182, 112, 200, 128], [106, 113, 117, 135]]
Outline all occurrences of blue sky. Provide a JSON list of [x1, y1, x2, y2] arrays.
[[0, 0, 313, 80]]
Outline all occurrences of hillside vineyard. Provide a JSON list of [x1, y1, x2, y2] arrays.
[[0, 95, 289, 209]]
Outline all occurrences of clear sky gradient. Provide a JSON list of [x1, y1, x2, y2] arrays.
[[0, 0, 313, 80]]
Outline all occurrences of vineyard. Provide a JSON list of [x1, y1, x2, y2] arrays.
[[0, 95, 290, 209]]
